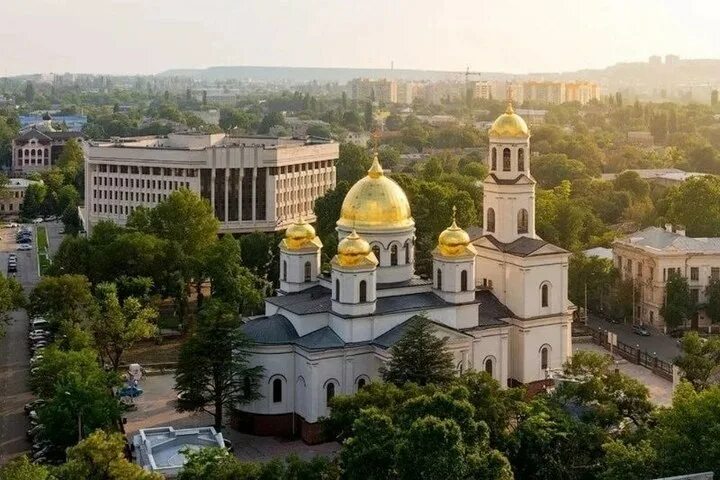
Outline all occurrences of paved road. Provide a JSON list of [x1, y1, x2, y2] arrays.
[[0, 224, 41, 463], [586, 313, 681, 364]]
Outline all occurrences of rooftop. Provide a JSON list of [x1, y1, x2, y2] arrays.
[[615, 226, 720, 253], [132, 426, 225, 477], [601, 168, 707, 183], [90, 132, 333, 151]]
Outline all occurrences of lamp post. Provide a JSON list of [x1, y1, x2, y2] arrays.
[[65, 391, 83, 442]]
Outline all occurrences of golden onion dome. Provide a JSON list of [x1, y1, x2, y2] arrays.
[[438, 220, 471, 256], [336, 230, 372, 266], [489, 103, 529, 139], [337, 153, 414, 231], [284, 218, 316, 249]]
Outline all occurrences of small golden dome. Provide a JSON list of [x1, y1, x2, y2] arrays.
[[284, 218, 316, 249], [337, 153, 414, 231], [438, 220, 471, 256], [489, 103, 529, 139], [337, 230, 372, 266]]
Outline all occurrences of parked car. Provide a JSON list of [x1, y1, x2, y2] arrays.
[[32, 218, 43, 224], [632, 324, 651, 336], [27, 424, 44, 439], [25, 399, 44, 414], [29, 319, 48, 330], [17, 237, 32, 244], [17, 244, 32, 251]]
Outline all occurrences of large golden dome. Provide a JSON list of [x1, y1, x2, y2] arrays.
[[284, 218, 317, 250], [336, 230, 375, 267], [489, 103, 529, 139], [337, 154, 414, 231]]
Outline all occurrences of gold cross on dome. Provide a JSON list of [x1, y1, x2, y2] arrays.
[[452, 205, 457, 222]]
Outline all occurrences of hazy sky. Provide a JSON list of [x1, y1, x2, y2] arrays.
[[1, 0, 719, 76]]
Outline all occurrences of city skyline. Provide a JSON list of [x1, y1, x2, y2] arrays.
[[1, 0, 719, 77]]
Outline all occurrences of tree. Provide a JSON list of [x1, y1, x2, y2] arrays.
[[29, 274, 96, 329], [661, 271, 694, 329], [340, 409, 397, 480], [336, 143, 371, 183], [396, 416, 466, 480], [377, 145, 400, 170], [30, 346, 100, 397], [91, 283, 158, 370], [175, 300, 263, 430], [674, 331, 720, 391], [21, 182, 47, 219], [0, 456, 49, 480], [53, 430, 162, 480], [613, 170, 650, 200], [568, 253, 618, 313], [705, 279, 720, 323], [25, 81, 35, 103], [257, 111, 286, 134], [205, 235, 265, 314], [380, 315, 455, 386], [57, 138, 84, 179], [0, 274, 25, 336], [666, 176, 720, 237], [600, 440, 659, 480]]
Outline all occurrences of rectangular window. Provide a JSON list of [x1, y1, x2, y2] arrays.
[[228, 168, 239, 221], [691, 267, 699, 281], [691, 288, 700, 305], [200, 169, 212, 204], [242, 168, 253, 220], [712, 267, 720, 281], [255, 167, 267, 221], [214, 169, 226, 220]]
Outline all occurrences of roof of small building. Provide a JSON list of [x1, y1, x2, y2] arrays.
[[16, 128, 83, 142], [294, 326, 345, 350], [486, 173, 535, 185], [474, 290, 513, 328], [242, 314, 298, 344], [480, 235, 568, 257], [616, 226, 720, 253], [583, 246, 613, 260]]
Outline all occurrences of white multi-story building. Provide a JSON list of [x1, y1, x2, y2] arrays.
[[613, 224, 720, 328], [238, 105, 574, 443], [85, 133, 338, 234]]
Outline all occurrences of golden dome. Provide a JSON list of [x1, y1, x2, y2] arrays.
[[488, 103, 529, 139], [336, 230, 373, 267], [337, 154, 414, 231], [284, 218, 317, 250]]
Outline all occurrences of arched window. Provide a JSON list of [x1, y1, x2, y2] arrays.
[[405, 242, 410, 264], [372, 245, 381, 263], [31, 149, 35, 157], [517, 209, 529, 234], [272, 378, 282, 403], [390, 244, 398, 266], [491, 147, 497, 170], [541, 284, 549, 308], [326, 382, 335, 404], [541, 346, 549, 370], [335, 279, 340, 301], [304, 261, 312, 282], [461, 270, 468, 291], [486, 208, 495, 233], [17, 149, 22, 158], [503, 148, 511, 171], [518, 148, 525, 171], [484, 358, 493, 375], [282, 261, 287, 281], [359, 280, 367, 302], [436, 269, 443, 290], [357, 378, 366, 390]]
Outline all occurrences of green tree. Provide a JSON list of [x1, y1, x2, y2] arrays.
[[336, 143, 371, 183], [661, 271, 694, 329], [205, 235, 265, 314], [705, 279, 720, 323], [175, 300, 263, 430], [396, 416, 466, 480], [666, 176, 720, 237], [600, 440, 659, 480], [25, 81, 35, 103], [257, 111, 286, 134], [0, 456, 49, 480], [57, 138, 84, 179], [0, 274, 25, 336], [532, 154, 589, 189], [90, 283, 158, 370], [674, 331, 720, 391], [53, 430, 162, 480], [177, 448, 261, 480], [380, 315, 455, 386], [568, 253, 618, 313], [340, 408, 397, 480], [30, 346, 99, 397], [21, 182, 47, 219], [29, 274, 96, 329]]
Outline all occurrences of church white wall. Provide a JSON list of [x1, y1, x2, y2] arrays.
[[508, 317, 571, 383], [469, 330, 509, 384], [482, 183, 536, 243], [243, 346, 296, 416], [337, 226, 415, 284], [280, 249, 321, 293]]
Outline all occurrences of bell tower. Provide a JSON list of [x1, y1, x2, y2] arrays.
[[484, 104, 536, 244]]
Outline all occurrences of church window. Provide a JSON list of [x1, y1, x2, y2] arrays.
[[282, 261, 287, 281], [486, 208, 495, 233], [272, 378, 282, 403], [359, 280, 367, 302], [372, 245, 381, 263], [484, 358, 493, 376], [335, 279, 340, 301], [405, 241, 410, 264], [390, 245, 398, 266], [461, 270, 468, 291], [541, 284, 549, 308], [357, 378, 366, 390], [541, 346, 549, 370], [517, 209, 529, 234], [491, 148, 497, 170], [503, 148, 511, 171], [436, 269, 443, 290], [518, 148, 525, 171], [304, 261, 312, 282], [326, 382, 335, 404]]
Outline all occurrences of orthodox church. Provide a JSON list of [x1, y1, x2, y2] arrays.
[[238, 105, 574, 443]]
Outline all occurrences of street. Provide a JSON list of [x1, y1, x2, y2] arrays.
[[586, 313, 681, 364], [0, 223, 43, 463]]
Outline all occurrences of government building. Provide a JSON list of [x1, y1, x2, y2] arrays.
[[84, 133, 338, 234], [238, 105, 575, 443]]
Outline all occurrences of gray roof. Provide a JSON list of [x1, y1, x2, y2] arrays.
[[15, 128, 82, 142], [294, 327, 345, 350], [375, 292, 448, 314], [474, 290, 512, 329], [242, 314, 298, 344], [583, 247, 613, 260], [265, 285, 331, 315], [617, 226, 720, 253], [481, 234, 567, 257], [487, 173, 535, 185], [373, 315, 426, 349], [377, 277, 433, 290]]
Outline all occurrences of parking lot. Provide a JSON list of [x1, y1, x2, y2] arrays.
[[0, 224, 42, 463]]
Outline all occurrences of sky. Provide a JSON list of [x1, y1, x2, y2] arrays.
[[1, 0, 719, 76]]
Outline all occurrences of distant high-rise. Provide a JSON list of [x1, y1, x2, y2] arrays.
[[665, 54, 680, 65], [649, 55, 662, 65]]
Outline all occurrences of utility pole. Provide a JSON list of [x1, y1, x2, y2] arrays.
[[584, 282, 588, 325]]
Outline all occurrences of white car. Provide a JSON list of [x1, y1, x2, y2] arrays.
[[32, 218, 43, 224], [17, 244, 32, 251]]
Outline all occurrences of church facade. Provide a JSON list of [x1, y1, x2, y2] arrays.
[[238, 106, 574, 443]]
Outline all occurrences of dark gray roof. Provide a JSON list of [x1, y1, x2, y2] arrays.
[[242, 314, 298, 344], [294, 327, 345, 350], [487, 173, 535, 185], [373, 315, 425, 349], [265, 285, 331, 315], [474, 290, 513, 329], [481, 234, 567, 257], [15, 129, 82, 142], [375, 292, 447, 314], [466, 225, 484, 241], [377, 277, 433, 290]]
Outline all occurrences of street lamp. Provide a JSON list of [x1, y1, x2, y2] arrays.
[[65, 391, 83, 442]]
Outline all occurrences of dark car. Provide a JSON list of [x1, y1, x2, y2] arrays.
[[633, 324, 651, 336]]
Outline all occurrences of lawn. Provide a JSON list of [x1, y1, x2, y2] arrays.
[[37, 225, 49, 251], [36, 225, 51, 275]]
